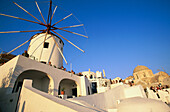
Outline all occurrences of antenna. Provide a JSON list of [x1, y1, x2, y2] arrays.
[[162, 67, 167, 73], [103, 69, 106, 78], [70, 63, 72, 71]]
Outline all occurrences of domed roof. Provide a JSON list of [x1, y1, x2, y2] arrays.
[[133, 65, 149, 73]]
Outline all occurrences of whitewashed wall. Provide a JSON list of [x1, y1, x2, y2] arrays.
[[16, 80, 100, 112], [28, 33, 64, 68]]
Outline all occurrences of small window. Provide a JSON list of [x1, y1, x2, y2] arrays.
[[40, 61, 46, 64], [44, 42, 49, 48], [136, 74, 139, 79], [143, 72, 146, 77], [88, 86, 90, 95], [90, 75, 93, 79]]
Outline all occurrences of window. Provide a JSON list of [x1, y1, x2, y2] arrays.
[[143, 72, 146, 77], [136, 74, 139, 79], [91, 82, 97, 94], [90, 75, 93, 79], [44, 42, 49, 48], [40, 61, 46, 64], [58, 40, 62, 44]]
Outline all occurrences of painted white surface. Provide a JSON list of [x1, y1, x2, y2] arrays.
[[108, 109, 117, 112], [124, 85, 147, 98], [0, 55, 90, 97], [82, 71, 96, 79], [0, 56, 169, 112], [17, 79, 101, 112], [28, 33, 64, 68], [0, 56, 19, 94], [96, 71, 103, 78], [71, 85, 125, 110], [97, 87, 108, 93], [147, 88, 170, 104], [110, 83, 123, 89], [71, 85, 151, 111], [146, 88, 161, 100], [117, 97, 170, 112], [158, 90, 170, 103]]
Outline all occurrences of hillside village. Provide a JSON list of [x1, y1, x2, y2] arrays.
[[0, 53, 169, 111], [0, 0, 169, 111]]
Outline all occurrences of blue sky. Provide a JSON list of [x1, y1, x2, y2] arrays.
[[0, 0, 170, 79]]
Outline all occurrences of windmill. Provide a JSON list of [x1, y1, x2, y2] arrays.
[[0, 0, 88, 68]]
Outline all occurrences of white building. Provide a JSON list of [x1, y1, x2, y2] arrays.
[[82, 71, 111, 94]]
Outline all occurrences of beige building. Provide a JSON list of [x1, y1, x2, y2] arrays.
[[124, 76, 134, 83], [133, 65, 170, 88]]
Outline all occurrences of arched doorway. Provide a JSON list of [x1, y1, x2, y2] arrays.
[[58, 79, 78, 98], [13, 70, 51, 93]]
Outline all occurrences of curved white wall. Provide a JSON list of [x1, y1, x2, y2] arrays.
[[28, 33, 64, 68]]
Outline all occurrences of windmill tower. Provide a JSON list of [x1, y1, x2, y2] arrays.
[[0, 0, 88, 67], [28, 33, 64, 67]]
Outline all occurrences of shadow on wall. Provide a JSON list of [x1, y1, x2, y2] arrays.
[[1, 67, 14, 88], [16, 101, 26, 112], [10, 65, 25, 89], [58, 79, 78, 97], [0, 65, 24, 94], [21, 101, 26, 112], [12, 69, 51, 94]]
